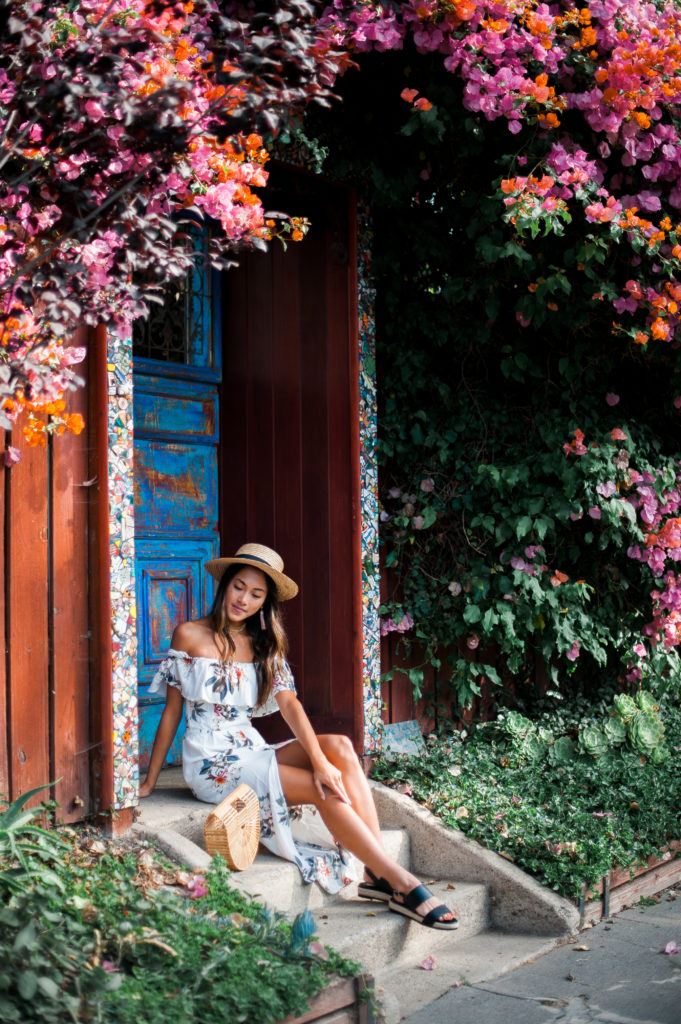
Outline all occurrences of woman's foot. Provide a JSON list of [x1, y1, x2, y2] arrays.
[[389, 882, 458, 930], [383, 867, 457, 927]]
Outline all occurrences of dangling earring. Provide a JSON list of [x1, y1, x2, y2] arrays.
[[260, 609, 266, 630]]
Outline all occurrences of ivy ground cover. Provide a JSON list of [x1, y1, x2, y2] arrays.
[[372, 694, 681, 900], [0, 790, 356, 1024]]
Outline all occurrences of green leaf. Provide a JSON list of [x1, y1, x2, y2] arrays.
[[482, 608, 498, 632], [534, 515, 553, 541], [13, 920, 36, 952], [516, 515, 533, 540], [463, 605, 482, 625], [17, 972, 38, 1001], [36, 976, 60, 1000]]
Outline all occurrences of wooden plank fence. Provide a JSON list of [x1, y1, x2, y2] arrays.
[[1, 328, 95, 820]]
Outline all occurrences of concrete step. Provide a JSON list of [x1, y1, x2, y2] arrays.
[[315, 878, 490, 973], [230, 826, 410, 914], [135, 768, 579, 1023], [373, 930, 565, 1024]]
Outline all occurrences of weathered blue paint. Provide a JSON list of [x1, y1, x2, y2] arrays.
[[133, 374, 218, 441], [133, 261, 221, 769], [134, 440, 219, 533]]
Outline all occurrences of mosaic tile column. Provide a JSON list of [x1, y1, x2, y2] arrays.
[[107, 330, 139, 809], [357, 202, 382, 754]]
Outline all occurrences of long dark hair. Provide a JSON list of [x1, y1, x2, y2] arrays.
[[208, 563, 289, 707]]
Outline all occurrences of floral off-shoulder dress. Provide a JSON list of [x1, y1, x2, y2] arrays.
[[148, 650, 357, 893]]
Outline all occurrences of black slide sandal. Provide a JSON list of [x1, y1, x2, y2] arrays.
[[388, 883, 459, 930], [358, 868, 392, 902]]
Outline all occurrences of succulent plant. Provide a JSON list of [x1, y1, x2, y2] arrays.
[[547, 735, 577, 765], [614, 693, 638, 723], [603, 716, 627, 746], [635, 690, 658, 714], [650, 743, 670, 764], [579, 724, 609, 758], [519, 733, 546, 761], [627, 710, 665, 755], [503, 711, 534, 741]]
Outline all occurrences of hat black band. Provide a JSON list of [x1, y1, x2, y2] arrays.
[[235, 553, 276, 571]]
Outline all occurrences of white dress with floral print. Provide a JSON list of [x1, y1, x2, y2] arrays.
[[148, 650, 357, 893]]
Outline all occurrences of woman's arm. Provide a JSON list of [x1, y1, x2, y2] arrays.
[[275, 690, 351, 804], [139, 685, 184, 798]]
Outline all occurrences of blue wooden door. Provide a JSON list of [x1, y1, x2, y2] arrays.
[[133, 250, 221, 767]]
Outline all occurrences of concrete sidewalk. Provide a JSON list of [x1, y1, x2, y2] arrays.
[[401, 888, 681, 1024]]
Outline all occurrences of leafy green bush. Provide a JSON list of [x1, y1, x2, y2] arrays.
[[0, 795, 356, 1024], [372, 697, 681, 900], [309, 48, 681, 716]]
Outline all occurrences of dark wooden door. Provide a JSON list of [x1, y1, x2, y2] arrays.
[[220, 166, 364, 747]]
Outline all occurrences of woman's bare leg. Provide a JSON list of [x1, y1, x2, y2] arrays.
[[277, 734, 382, 842], [276, 742, 455, 922]]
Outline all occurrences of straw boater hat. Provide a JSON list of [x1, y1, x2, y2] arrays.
[[205, 544, 298, 601]]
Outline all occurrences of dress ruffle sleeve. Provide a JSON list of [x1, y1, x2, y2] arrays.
[[252, 659, 297, 717]]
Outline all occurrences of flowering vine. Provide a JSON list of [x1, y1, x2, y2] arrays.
[[0, 0, 344, 453], [320, 1, 681, 346]]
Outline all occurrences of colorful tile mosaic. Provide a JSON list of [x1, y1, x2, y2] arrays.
[[357, 199, 382, 754], [107, 330, 139, 810]]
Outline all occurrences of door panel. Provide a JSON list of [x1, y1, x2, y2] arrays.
[[134, 441, 218, 532]]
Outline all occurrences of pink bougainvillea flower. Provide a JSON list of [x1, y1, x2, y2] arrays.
[[674, 396, 681, 410], [662, 942, 679, 955], [420, 477, 434, 492], [466, 634, 479, 650], [588, 507, 602, 519], [610, 428, 628, 441], [566, 641, 581, 662], [186, 874, 208, 899], [2, 446, 22, 466], [420, 956, 438, 970], [414, 97, 432, 111], [606, 393, 620, 406], [564, 429, 587, 456]]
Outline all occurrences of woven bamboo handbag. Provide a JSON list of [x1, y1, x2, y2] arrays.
[[204, 783, 260, 870]]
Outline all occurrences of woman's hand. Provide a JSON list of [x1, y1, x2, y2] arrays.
[[312, 758, 352, 805]]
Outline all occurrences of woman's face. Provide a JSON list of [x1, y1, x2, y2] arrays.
[[224, 566, 268, 626]]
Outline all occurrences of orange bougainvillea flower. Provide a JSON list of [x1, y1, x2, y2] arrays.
[[400, 88, 419, 103], [551, 570, 569, 586], [414, 97, 433, 111], [651, 317, 670, 340]]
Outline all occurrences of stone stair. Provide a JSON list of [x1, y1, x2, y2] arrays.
[[134, 769, 579, 1022]]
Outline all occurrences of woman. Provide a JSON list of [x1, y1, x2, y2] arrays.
[[140, 543, 457, 930]]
